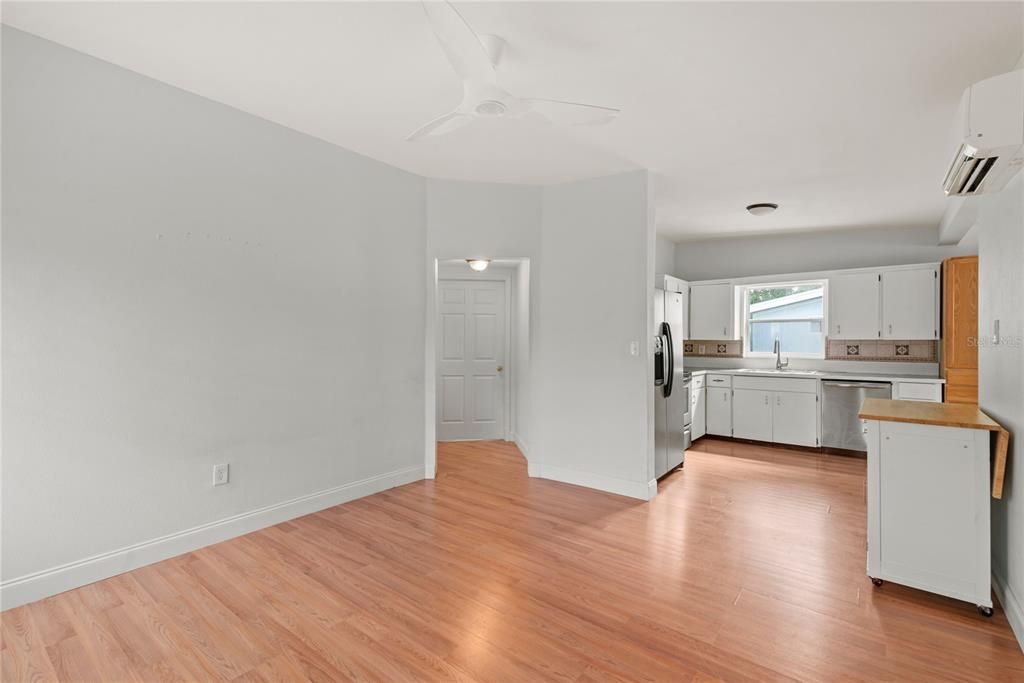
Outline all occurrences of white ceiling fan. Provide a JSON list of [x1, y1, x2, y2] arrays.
[[407, 1, 620, 141]]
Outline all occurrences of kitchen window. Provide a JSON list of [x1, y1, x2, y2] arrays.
[[742, 281, 827, 358]]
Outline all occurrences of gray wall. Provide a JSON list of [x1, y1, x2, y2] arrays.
[[2, 28, 427, 590], [674, 224, 975, 281], [2, 26, 660, 610], [424, 179, 543, 471], [534, 171, 655, 497], [655, 235, 677, 280], [977, 173, 1024, 647], [424, 173, 656, 499]]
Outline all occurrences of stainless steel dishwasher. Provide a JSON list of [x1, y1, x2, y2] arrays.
[[822, 380, 892, 451]]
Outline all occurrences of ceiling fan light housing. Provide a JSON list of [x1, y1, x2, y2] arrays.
[[474, 100, 507, 117], [746, 203, 779, 216]]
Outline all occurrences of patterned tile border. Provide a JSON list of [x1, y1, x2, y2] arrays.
[[683, 338, 938, 362], [826, 339, 937, 362], [685, 339, 743, 358]]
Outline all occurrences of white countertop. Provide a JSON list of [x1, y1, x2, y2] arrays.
[[687, 368, 945, 383]]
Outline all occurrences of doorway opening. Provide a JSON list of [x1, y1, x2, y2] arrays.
[[425, 258, 531, 478]]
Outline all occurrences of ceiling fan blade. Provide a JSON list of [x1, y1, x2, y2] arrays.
[[522, 98, 620, 126], [422, 1, 495, 84], [406, 110, 473, 141]]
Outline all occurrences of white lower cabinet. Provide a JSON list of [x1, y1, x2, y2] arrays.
[[706, 386, 732, 436], [690, 385, 706, 440], [772, 391, 818, 447], [892, 381, 943, 403], [730, 376, 819, 447], [732, 389, 772, 442]]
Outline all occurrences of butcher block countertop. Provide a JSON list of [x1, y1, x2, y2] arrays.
[[859, 398, 1010, 499], [859, 398, 1001, 430]]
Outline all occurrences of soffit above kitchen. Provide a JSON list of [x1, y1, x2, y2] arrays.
[[4, 1, 1021, 240]]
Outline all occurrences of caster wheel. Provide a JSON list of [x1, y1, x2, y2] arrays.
[[977, 605, 993, 618], [870, 578, 884, 587]]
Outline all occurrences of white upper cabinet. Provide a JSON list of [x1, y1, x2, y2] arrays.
[[881, 267, 939, 339], [689, 283, 733, 340], [829, 272, 880, 339], [684, 263, 939, 346]]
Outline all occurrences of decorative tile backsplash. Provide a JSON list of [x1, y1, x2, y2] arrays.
[[825, 339, 937, 362], [683, 338, 938, 362], [684, 339, 743, 358]]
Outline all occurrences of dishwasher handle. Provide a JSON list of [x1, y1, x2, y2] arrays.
[[822, 381, 892, 390]]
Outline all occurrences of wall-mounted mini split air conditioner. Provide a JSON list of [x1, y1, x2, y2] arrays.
[[942, 69, 1024, 197]]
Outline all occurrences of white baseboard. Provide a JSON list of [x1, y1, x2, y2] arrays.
[[993, 570, 1024, 653], [528, 462, 654, 501], [0, 465, 423, 611], [512, 432, 531, 460]]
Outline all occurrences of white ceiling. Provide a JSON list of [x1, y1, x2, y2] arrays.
[[4, 2, 1022, 241]]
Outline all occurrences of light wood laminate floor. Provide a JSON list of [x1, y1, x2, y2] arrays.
[[3, 438, 1022, 682]]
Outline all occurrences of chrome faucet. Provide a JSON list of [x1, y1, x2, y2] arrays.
[[774, 338, 789, 371]]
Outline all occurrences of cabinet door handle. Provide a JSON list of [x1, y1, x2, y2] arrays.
[[764, 395, 768, 405], [722, 326, 726, 336], [777, 395, 781, 406], [888, 323, 892, 335], [837, 323, 841, 335]]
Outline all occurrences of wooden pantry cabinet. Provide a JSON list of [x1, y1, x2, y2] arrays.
[[941, 256, 979, 404]]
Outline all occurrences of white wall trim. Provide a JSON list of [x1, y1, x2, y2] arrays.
[[0, 465, 423, 610], [528, 462, 654, 501], [993, 570, 1024, 653]]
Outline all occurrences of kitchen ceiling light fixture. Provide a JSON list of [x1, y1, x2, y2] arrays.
[[466, 259, 491, 272], [746, 203, 779, 216]]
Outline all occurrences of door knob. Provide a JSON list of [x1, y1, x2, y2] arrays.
[[496, 365, 503, 372]]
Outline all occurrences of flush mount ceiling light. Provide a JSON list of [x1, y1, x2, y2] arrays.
[[466, 259, 491, 272], [746, 203, 779, 216]]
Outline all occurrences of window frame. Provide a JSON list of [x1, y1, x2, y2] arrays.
[[741, 279, 829, 359]]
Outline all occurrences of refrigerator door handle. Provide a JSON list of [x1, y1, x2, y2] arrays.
[[653, 334, 665, 387], [661, 322, 674, 398]]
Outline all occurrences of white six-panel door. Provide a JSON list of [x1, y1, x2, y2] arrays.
[[437, 280, 507, 441]]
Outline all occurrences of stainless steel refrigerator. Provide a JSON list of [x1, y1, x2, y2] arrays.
[[654, 288, 690, 479]]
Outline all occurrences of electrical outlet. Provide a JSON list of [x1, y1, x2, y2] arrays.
[[212, 463, 229, 487]]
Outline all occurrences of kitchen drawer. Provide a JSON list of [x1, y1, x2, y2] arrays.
[[893, 381, 942, 402], [733, 375, 818, 394], [691, 374, 705, 389], [705, 374, 732, 387]]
